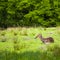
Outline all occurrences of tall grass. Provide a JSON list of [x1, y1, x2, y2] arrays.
[[0, 27, 60, 60]]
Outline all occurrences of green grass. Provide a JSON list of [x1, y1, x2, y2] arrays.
[[0, 27, 60, 60]]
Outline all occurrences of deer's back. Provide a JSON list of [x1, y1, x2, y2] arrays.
[[43, 37, 54, 43]]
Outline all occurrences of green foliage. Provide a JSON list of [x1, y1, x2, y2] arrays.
[[0, 0, 60, 27], [0, 27, 60, 60]]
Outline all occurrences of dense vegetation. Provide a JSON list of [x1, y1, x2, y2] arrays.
[[0, 0, 60, 27], [0, 27, 60, 60]]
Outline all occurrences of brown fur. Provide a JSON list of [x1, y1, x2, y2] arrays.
[[35, 34, 54, 44]]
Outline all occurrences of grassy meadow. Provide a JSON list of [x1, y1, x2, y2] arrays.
[[0, 27, 60, 60]]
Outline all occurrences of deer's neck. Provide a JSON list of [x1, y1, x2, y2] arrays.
[[39, 35, 44, 42]]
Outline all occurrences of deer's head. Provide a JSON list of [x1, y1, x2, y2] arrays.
[[35, 34, 42, 39]]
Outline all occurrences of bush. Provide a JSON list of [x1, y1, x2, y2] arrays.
[[0, 0, 60, 27]]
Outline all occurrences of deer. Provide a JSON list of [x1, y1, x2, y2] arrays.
[[35, 34, 54, 44]]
